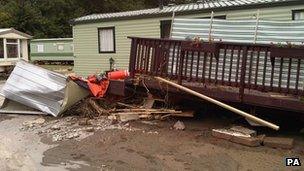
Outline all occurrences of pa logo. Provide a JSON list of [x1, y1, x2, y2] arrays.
[[286, 158, 301, 166]]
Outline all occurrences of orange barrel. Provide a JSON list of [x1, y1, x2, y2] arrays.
[[107, 70, 129, 80]]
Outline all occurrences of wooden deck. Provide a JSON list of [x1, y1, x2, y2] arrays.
[[128, 37, 304, 113]]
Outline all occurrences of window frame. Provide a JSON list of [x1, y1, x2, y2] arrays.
[[160, 20, 172, 39], [98, 27, 116, 54], [6, 38, 20, 58], [37, 44, 44, 53], [292, 9, 304, 20], [57, 44, 64, 51]]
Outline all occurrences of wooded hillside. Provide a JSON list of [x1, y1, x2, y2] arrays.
[[0, 0, 195, 38]]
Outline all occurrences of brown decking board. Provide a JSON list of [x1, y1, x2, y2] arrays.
[[136, 78, 304, 113]]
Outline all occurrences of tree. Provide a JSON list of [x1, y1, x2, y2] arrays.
[[0, 0, 195, 38]]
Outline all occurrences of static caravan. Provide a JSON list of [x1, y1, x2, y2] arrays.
[[71, 0, 304, 76], [30, 38, 74, 64], [0, 28, 31, 72]]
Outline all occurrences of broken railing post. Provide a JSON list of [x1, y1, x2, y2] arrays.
[[155, 77, 280, 131]]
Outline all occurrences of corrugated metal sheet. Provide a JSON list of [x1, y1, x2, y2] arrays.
[[169, 18, 304, 91], [1, 61, 89, 116], [2, 61, 67, 116], [172, 18, 304, 44], [72, 0, 296, 24]]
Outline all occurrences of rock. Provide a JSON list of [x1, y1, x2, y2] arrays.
[[67, 133, 80, 139], [79, 119, 92, 126], [22, 118, 46, 128], [53, 134, 63, 142], [263, 137, 294, 149], [173, 121, 185, 130], [51, 125, 61, 131], [34, 118, 46, 124], [212, 129, 262, 147], [84, 127, 95, 132], [230, 126, 257, 137]]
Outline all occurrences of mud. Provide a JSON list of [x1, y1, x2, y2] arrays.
[[0, 106, 303, 170], [42, 119, 304, 171], [0, 114, 14, 122]]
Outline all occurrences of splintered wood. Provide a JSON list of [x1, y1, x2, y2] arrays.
[[109, 108, 193, 122]]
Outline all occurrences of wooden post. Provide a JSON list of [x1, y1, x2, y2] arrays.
[[3, 38, 7, 60], [129, 38, 138, 78], [239, 46, 248, 101], [208, 11, 214, 42], [253, 9, 260, 44], [178, 50, 185, 85], [155, 77, 280, 131], [169, 11, 176, 38]]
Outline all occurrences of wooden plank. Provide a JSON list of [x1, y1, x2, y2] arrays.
[[136, 39, 142, 71], [262, 49, 268, 90], [208, 52, 213, 83], [155, 77, 280, 130], [184, 51, 189, 79], [202, 52, 207, 83], [287, 58, 292, 93], [228, 46, 234, 85], [196, 51, 201, 81], [139, 40, 146, 73], [295, 59, 301, 94], [254, 47, 261, 88], [278, 57, 284, 92], [239, 46, 248, 100], [175, 43, 181, 77], [248, 50, 254, 89], [171, 42, 177, 78], [235, 46, 241, 85], [189, 51, 195, 81], [221, 45, 227, 84]]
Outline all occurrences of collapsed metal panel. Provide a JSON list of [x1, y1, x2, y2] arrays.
[[1, 60, 89, 116]]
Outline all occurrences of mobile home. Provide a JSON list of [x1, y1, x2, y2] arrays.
[[71, 0, 304, 76], [30, 38, 74, 64], [0, 28, 31, 71]]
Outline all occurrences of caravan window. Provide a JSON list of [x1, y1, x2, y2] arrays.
[[37, 44, 44, 52], [6, 39, 18, 58], [98, 27, 116, 53], [57, 44, 64, 51], [293, 10, 304, 20], [161, 20, 172, 39]]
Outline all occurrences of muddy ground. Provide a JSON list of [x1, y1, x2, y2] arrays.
[[0, 71, 303, 170], [0, 113, 303, 171]]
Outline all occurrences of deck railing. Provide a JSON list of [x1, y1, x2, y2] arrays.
[[128, 37, 304, 100]]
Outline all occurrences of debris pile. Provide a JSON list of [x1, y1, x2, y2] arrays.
[[108, 108, 191, 122], [21, 116, 139, 142]]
